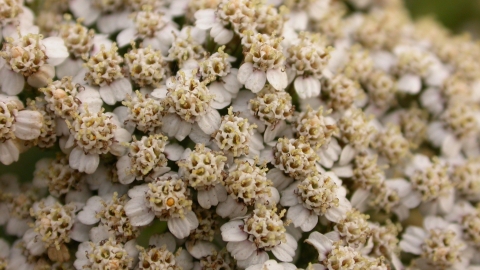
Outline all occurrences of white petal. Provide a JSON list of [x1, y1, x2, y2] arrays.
[[401, 191, 422, 209], [110, 78, 132, 102], [287, 204, 310, 228], [99, 85, 117, 105], [97, 12, 125, 34], [151, 86, 168, 99], [0, 68, 24, 96], [350, 189, 370, 209], [397, 73, 422, 94], [69, 0, 100, 26], [238, 63, 254, 84], [69, 147, 100, 174], [441, 134, 461, 158], [267, 168, 293, 191], [164, 143, 185, 161], [332, 165, 353, 178], [56, 58, 83, 79], [112, 155, 135, 185], [197, 108, 221, 135], [70, 222, 91, 242], [27, 64, 55, 88], [280, 185, 298, 207], [110, 130, 130, 157], [209, 82, 227, 103], [13, 110, 43, 140], [287, 11, 308, 31], [42, 37, 69, 66], [89, 225, 110, 243], [239, 251, 269, 268], [216, 196, 247, 218], [189, 123, 212, 144], [24, 229, 45, 256], [128, 184, 149, 199], [6, 217, 29, 237], [385, 178, 411, 197], [77, 86, 103, 113], [149, 233, 176, 252], [168, 212, 197, 239], [326, 198, 350, 223], [294, 76, 321, 99], [77, 196, 104, 225], [221, 220, 248, 242], [214, 184, 228, 202], [124, 197, 154, 226], [300, 214, 318, 232], [212, 26, 234, 45], [305, 232, 332, 261], [338, 145, 355, 166], [439, 190, 454, 213], [399, 229, 425, 255], [197, 189, 213, 209], [226, 240, 256, 261], [266, 68, 288, 90], [223, 70, 243, 94], [272, 233, 297, 262], [175, 121, 193, 141], [194, 9, 216, 29], [116, 27, 137, 47], [161, 113, 181, 138], [245, 70, 267, 93], [187, 240, 218, 259]]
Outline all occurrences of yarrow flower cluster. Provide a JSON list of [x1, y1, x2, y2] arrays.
[[2, 0, 480, 269]]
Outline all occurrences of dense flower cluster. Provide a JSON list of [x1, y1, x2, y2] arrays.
[[2, 0, 480, 269]]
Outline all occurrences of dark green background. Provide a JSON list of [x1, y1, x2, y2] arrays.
[[405, 0, 480, 35]]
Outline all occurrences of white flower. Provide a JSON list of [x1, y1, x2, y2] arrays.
[[75, 43, 132, 106], [351, 178, 417, 221], [84, 163, 128, 197], [404, 154, 454, 215], [283, 0, 331, 30], [116, 134, 170, 185], [280, 171, 351, 231], [0, 174, 34, 237], [117, 8, 178, 54], [392, 45, 434, 94], [213, 107, 263, 159], [246, 260, 296, 270], [217, 158, 279, 218], [427, 101, 480, 158], [221, 204, 297, 268], [178, 144, 228, 209], [66, 108, 131, 174], [69, 0, 132, 34], [74, 237, 138, 270], [194, 0, 256, 45], [23, 196, 87, 260], [237, 33, 288, 92], [124, 173, 199, 239], [155, 70, 221, 141], [0, 33, 68, 95], [200, 47, 242, 109], [445, 201, 480, 249], [400, 216, 469, 269], [137, 233, 193, 270], [0, 95, 43, 165], [306, 231, 375, 269], [77, 193, 140, 243], [287, 34, 331, 99]]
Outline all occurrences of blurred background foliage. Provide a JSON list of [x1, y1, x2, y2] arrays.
[[405, 0, 480, 35], [2, 0, 480, 180]]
